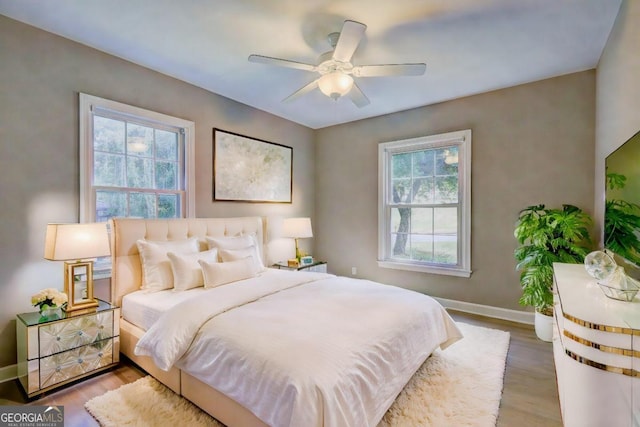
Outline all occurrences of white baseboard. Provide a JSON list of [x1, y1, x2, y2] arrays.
[[435, 297, 534, 325], [0, 364, 17, 383]]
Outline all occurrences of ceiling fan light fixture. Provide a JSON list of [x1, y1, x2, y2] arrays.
[[318, 71, 354, 100], [249, 20, 421, 108]]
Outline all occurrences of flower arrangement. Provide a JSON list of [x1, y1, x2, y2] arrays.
[[31, 288, 68, 312]]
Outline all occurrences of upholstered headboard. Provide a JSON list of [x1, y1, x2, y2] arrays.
[[109, 217, 265, 307]]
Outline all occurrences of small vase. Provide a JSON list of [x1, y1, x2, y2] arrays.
[[39, 306, 62, 319]]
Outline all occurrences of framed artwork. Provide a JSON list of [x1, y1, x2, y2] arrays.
[[213, 129, 293, 203]]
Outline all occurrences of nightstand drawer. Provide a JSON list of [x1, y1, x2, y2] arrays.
[[39, 311, 114, 357], [40, 338, 116, 389], [306, 263, 327, 273]]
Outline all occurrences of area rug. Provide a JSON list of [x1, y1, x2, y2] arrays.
[[85, 322, 510, 427]]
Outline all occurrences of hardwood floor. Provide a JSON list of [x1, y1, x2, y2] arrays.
[[451, 311, 562, 427], [0, 362, 146, 426], [0, 311, 562, 426]]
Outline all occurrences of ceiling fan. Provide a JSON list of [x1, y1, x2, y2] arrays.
[[248, 20, 426, 108]]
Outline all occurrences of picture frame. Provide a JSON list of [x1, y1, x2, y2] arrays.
[[213, 129, 293, 203]]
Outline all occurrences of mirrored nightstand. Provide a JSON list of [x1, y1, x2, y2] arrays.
[[273, 261, 327, 273], [16, 299, 120, 397]]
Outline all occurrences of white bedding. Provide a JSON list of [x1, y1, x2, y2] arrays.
[[135, 269, 462, 427], [122, 287, 209, 331]]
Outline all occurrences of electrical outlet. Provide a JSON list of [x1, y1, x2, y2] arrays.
[[351, 267, 357, 275]]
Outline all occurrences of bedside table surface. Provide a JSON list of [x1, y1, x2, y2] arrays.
[[274, 260, 326, 269], [17, 299, 115, 327]]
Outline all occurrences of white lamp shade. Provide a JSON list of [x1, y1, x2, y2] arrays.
[[282, 218, 313, 239], [44, 223, 111, 261], [318, 72, 354, 99]]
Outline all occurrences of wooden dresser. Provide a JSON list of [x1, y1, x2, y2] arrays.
[[553, 263, 640, 427]]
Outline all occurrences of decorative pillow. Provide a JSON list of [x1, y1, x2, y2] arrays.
[[205, 235, 254, 251], [243, 232, 266, 270], [206, 234, 265, 270], [167, 249, 218, 291], [198, 257, 257, 289], [219, 247, 264, 275], [136, 237, 199, 291]]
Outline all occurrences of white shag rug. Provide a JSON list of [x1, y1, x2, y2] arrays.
[[85, 322, 509, 427]]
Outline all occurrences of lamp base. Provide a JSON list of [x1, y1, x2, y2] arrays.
[[65, 305, 99, 317], [294, 238, 303, 261], [63, 260, 99, 314]]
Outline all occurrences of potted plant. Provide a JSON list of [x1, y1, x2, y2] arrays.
[[514, 204, 592, 341]]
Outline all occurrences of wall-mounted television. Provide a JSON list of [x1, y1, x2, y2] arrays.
[[605, 129, 640, 279]]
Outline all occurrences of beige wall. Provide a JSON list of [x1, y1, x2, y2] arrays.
[[595, 0, 640, 240], [315, 72, 596, 310], [0, 16, 315, 367]]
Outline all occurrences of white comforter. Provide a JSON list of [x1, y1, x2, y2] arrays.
[[135, 269, 462, 427]]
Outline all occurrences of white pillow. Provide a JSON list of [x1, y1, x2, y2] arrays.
[[243, 232, 266, 269], [207, 234, 267, 269], [198, 257, 257, 288], [219, 247, 264, 275], [167, 249, 218, 291], [136, 237, 199, 291], [205, 235, 254, 251]]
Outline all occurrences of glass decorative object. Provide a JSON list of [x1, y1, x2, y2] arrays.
[[584, 250, 640, 301], [39, 306, 62, 320], [597, 266, 640, 302], [584, 251, 617, 281]]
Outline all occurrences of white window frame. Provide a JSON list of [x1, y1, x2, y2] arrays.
[[79, 93, 196, 222], [378, 129, 472, 277]]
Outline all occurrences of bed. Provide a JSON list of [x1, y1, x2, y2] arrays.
[[110, 217, 462, 427]]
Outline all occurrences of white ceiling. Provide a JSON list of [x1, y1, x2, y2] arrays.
[[0, 0, 622, 129]]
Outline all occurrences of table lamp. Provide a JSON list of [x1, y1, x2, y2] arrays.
[[44, 223, 110, 314], [282, 217, 313, 261]]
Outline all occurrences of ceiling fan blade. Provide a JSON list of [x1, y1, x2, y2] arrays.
[[248, 54, 317, 72], [349, 83, 370, 108], [332, 20, 367, 63], [352, 63, 426, 77], [282, 78, 320, 103]]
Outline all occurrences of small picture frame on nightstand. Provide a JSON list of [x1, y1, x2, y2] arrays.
[[300, 256, 313, 265]]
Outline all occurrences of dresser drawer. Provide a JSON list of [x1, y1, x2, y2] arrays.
[[39, 311, 114, 357], [39, 338, 115, 389]]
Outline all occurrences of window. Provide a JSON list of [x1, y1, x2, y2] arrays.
[[378, 129, 471, 277], [79, 94, 195, 222]]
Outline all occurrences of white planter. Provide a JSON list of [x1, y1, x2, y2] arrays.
[[534, 311, 554, 342]]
